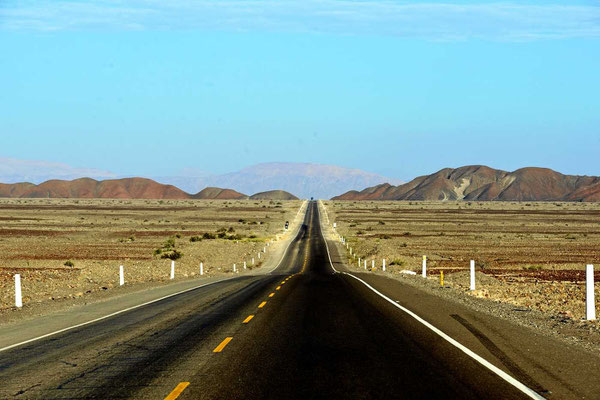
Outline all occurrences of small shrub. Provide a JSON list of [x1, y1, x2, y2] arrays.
[[389, 259, 405, 267], [203, 232, 216, 239], [64, 260, 75, 267], [190, 236, 202, 242], [161, 249, 183, 260], [228, 227, 235, 233], [154, 248, 162, 255], [217, 232, 227, 239], [175, 233, 182, 239], [378, 221, 386, 225]]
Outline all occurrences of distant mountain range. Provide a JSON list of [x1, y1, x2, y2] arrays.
[[333, 165, 600, 202], [0, 178, 298, 200], [154, 162, 403, 199]]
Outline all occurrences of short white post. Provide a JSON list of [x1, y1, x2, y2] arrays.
[[252, 257, 255, 265], [119, 265, 124, 286], [470, 260, 476, 291], [350, 248, 352, 255], [371, 259, 375, 270], [14, 274, 22, 308], [233, 263, 237, 273], [586, 264, 596, 321], [358, 257, 361, 267], [267, 242, 270, 247], [382, 259, 386, 272], [258, 252, 261, 259], [364, 259, 367, 270], [263, 246, 266, 253], [200, 262, 204, 275], [243, 261, 247, 270], [422, 255, 427, 278], [170, 260, 175, 280]]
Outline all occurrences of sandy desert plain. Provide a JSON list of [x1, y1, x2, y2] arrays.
[[0, 198, 301, 318], [324, 200, 600, 322]]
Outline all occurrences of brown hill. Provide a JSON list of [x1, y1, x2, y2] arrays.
[[249, 190, 299, 200], [192, 187, 248, 200], [332, 166, 600, 202], [0, 178, 191, 199]]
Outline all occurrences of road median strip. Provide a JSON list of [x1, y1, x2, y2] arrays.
[[164, 382, 190, 400]]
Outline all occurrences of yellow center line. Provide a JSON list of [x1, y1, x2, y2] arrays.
[[164, 382, 190, 400], [276, 286, 281, 290], [213, 337, 233, 353], [281, 281, 285, 284], [268, 293, 275, 297], [258, 301, 267, 308], [243, 315, 254, 324]]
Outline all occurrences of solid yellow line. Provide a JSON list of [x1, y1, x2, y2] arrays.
[[269, 293, 275, 297], [213, 337, 233, 352], [164, 382, 190, 400], [276, 286, 281, 290], [258, 301, 267, 308], [243, 315, 254, 324]]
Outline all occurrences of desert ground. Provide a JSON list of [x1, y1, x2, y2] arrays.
[[0, 199, 301, 314], [324, 200, 600, 321]]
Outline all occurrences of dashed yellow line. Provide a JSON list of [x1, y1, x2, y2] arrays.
[[258, 301, 267, 308], [276, 286, 281, 290], [213, 337, 233, 353], [268, 293, 275, 298], [243, 315, 254, 324], [164, 382, 190, 400]]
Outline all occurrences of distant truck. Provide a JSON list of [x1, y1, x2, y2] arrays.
[[285, 221, 289, 230]]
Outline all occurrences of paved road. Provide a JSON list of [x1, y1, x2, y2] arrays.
[[0, 201, 583, 399]]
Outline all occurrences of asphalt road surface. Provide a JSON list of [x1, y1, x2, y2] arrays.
[[0, 202, 562, 399]]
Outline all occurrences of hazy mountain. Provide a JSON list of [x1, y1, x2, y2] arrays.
[[156, 162, 402, 199], [0, 156, 116, 183], [332, 165, 600, 202]]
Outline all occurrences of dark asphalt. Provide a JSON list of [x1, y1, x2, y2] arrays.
[[0, 202, 534, 399]]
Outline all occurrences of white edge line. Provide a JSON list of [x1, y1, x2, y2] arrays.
[[317, 201, 544, 400], [0, 276, 237, 353], [0, 201, 309, 354]]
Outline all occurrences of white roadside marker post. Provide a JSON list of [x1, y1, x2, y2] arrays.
[[258, 252, 261, 259], [14, 274, 22, 308], [422, 256, 427, 278], [170, 260, 175, 280], [252, 257, 255, 265], [470, 260, 476, 291], [119, 265, 124, 286], [364, 259, 367, 270], [244, 261, 247, 270], [263, 246, 266, 253], [233, 264, 237, 273], [358, 257, 361, 267], [383, 259, 386, 272], [372, 259, 375, 270], [200, 262, 204, 276], [586, 264, 596, 321]]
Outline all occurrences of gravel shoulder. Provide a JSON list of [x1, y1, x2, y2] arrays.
[[0, 200, 308, 330]]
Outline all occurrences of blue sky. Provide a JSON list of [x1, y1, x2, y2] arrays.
[[1, 0, 599, 180]]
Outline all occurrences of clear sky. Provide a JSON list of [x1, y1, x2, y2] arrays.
[[1, 0, 599, 180]]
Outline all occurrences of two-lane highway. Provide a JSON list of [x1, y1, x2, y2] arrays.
[[0, 202, 537, 399]]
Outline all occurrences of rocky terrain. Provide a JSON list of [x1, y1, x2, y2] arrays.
[[333, 165, 600, 201], [325, 200, 600, 321], [0, 198, 302, 315]]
